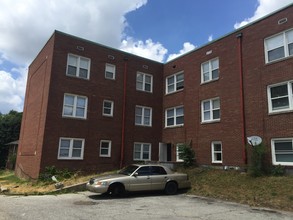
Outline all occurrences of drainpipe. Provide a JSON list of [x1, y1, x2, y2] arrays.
[[236, 33, 247, 165], [120, 58, 128, 168]]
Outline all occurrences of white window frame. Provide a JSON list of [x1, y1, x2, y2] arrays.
[[211, 141, 222, 163], [135, 105, 152, 127], [176, 143, 184, 162], [271, 138, 293, 166], [105, 63, 116, 80], [103, 100, 114, 117], [264, 28, 293, 63], [201, 97, 220, 123], [165, 106, 184, 127], [58, 137, 84, 160], [267, 81, 293, 113], [133, 142, 151, 161], [201, 57, 219, 83], [66, 54, 91, 79], [166, 71, 184, 94], [136, 72, 153, 93], [62, 93, 88, 119], [100, 140, 111, 157]]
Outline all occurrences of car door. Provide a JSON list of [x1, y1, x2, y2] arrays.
[[149, 166, 168, 190], [128, 166, 152, 191]]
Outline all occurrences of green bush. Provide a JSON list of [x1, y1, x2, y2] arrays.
[[271, 164, 286, 176], [248, 143, 267, 177], [178, 143, 196, 168], [39, 166, 73, 182]]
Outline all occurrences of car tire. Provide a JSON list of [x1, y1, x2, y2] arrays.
[[165, 181, 178, 195], [109, 184, 125, 197]]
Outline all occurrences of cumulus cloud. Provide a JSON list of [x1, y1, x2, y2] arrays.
[[208, 35, 213, 42], [167, 42, 196, 62], [120, 37, 168, 62], [234, 0, 293, 28]]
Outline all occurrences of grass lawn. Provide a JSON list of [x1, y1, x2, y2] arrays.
[[0, 168, 292, 212]]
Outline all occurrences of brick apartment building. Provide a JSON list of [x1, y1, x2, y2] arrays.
[[16, 4, 293, 179]]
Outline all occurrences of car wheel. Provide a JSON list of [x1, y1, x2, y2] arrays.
[[165, 181, 178, 195], [109, 184, 125, 197]]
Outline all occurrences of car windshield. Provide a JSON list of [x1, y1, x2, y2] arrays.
[[118, 165, 139, 176]]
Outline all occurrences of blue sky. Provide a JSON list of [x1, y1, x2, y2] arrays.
[[0, 0, 293, 114]]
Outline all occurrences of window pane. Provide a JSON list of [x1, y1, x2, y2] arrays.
[[104, 101, 112, 108], [145, 83, 151, 92], [76, 107, 85, 117], [203, 72, 209, 81], [276, 154, 293, 162], [167, 109, 174, 118], [65, 95, 74, 105], [135, 107, 142, 115], [212, 69, 219, 79], [214, 143, 222, 151], [72, 149, 81, 157], [275, 141, 293, 151], [136, 82, 143, 90], [167, 76, 174, 85], [145, 75, 151, 83], [271, 85, 288, 98], [216, 153, 222, 161], [202, 63, 209, 72], [68, 55, 78, 66], [288, 43, 293, 56], [105, 71, 114, 79], [142, 153, 149, 159], [272, 97, 289, 109], [73, 140, 82, 148], [67, 66, 77, 76], [176, 81, 184, 90], [176, 107, 183, 116], [63, 106, 73, 116], [79, 68, 88, 78], [137, 73, 143, 82], [135, 116, 142, 124], [213, 109, 220, 119], [204, 112, 210, 120], [211, 59, 219, 69], [167, 84, 175, 93], [79, 58, 88, 69], [286, 30, 293, 43], [176, 73, 184, 81], [77, 97, 86, 107], [176, 116, 184, 125], [101, 149, 109, 155], [61, 139, 70, 148], [203, 101, 210, 111], [144, 108, 150, 116], [59, 149, 69, 157], [167, 118, 174, 126], [266, 34, 283, 50], [268, 47, 285, 62], [213, 99, 220, 109], [134, 144, 141, 152]]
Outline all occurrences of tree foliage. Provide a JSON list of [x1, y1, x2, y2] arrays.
[[0, 110, 22, 168], [178, 143, 196, 168]]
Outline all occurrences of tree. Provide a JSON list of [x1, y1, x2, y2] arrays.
[[0, 110, 22, 169], [178, 143, 196, 168]]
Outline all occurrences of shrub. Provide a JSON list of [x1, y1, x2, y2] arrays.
[[271, 164, 286, 176], [178, 143, 196, 168], [248, 143, 267, 177], [39, 166, 73, 182]]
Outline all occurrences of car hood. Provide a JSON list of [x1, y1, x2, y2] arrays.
[[91, 174, 127, 182]]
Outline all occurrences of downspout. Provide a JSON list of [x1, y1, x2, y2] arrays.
[[120, 58, 128, 168], [236, 33, 247, 165]]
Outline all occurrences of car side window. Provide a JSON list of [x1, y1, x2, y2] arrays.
[[150, 166, 167, 175], [136, 166, 151, 176]]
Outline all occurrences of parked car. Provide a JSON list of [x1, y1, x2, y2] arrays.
[[86, 164, 191, 196]]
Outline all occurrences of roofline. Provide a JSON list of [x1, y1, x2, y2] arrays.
[[165, 3, 293, 64]]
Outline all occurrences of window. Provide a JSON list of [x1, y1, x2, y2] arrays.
[[201, 98, 220, 122], [105, 63, 116, 80], [58, 138, 84, 160], [212, 141, 222, 163], [268, 81, 293, 113], [166, 72, 184, 94], [165, 106, 184, 127], [133, 143, 151, 161], [66, 54, 90, 79], [103, 100, 114, 117], [135, 106, 152, 126], [136, 72, 153, 92], [201, 58, 219, 83], [271, 138, 293, 166], [265, 29, 293, 63], [100, 140, 111, 157], [63, 94, 88, 119], [176, 143, 184, 162]]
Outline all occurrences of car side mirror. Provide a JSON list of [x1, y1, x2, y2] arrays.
[[133, 172, 139, 177]]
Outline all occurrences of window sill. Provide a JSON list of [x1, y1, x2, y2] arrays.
[[268, 109, 293, 116], [136, 89, 153, 94], [265, 55, 293, 65], [164, 125, 184, 129], [165, 89, 184, 96], [62, 116, 87, 120], [201, 120, 220, 125], [200, 78, 219, 85], [57, 158, 83, 160], [135, 124, 152, 127]]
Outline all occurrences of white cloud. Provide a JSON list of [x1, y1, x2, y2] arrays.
[[208, 35, 213, 42], [120, 37, 168, 62], [0, 0, 149, 113], [234, 0, 293, 28], [0, 68, 27, 113], [167, 42, 196, 62]]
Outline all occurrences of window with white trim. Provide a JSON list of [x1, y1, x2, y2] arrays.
[[264, 29, 293, 63], [105, 63, 116, 80], [176, 143, 184, 162], [58, 138, 84, 160], [63, 94, 88, 119], [100, 140, 111, 157], [201, 58, 219, 83], [66, 54, 90, 79], [201, 98, 220, 122], [271, 138, 293, 166], [165, 106, 184, 127], [166, 72, 184, 94], [133, 143, 151, 161], [135, 106, 152, 126], [212, 141, 222, 163], [268, 81, 293, 113], [103, 100, 114, 117], [136, 72, 153, 92]]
